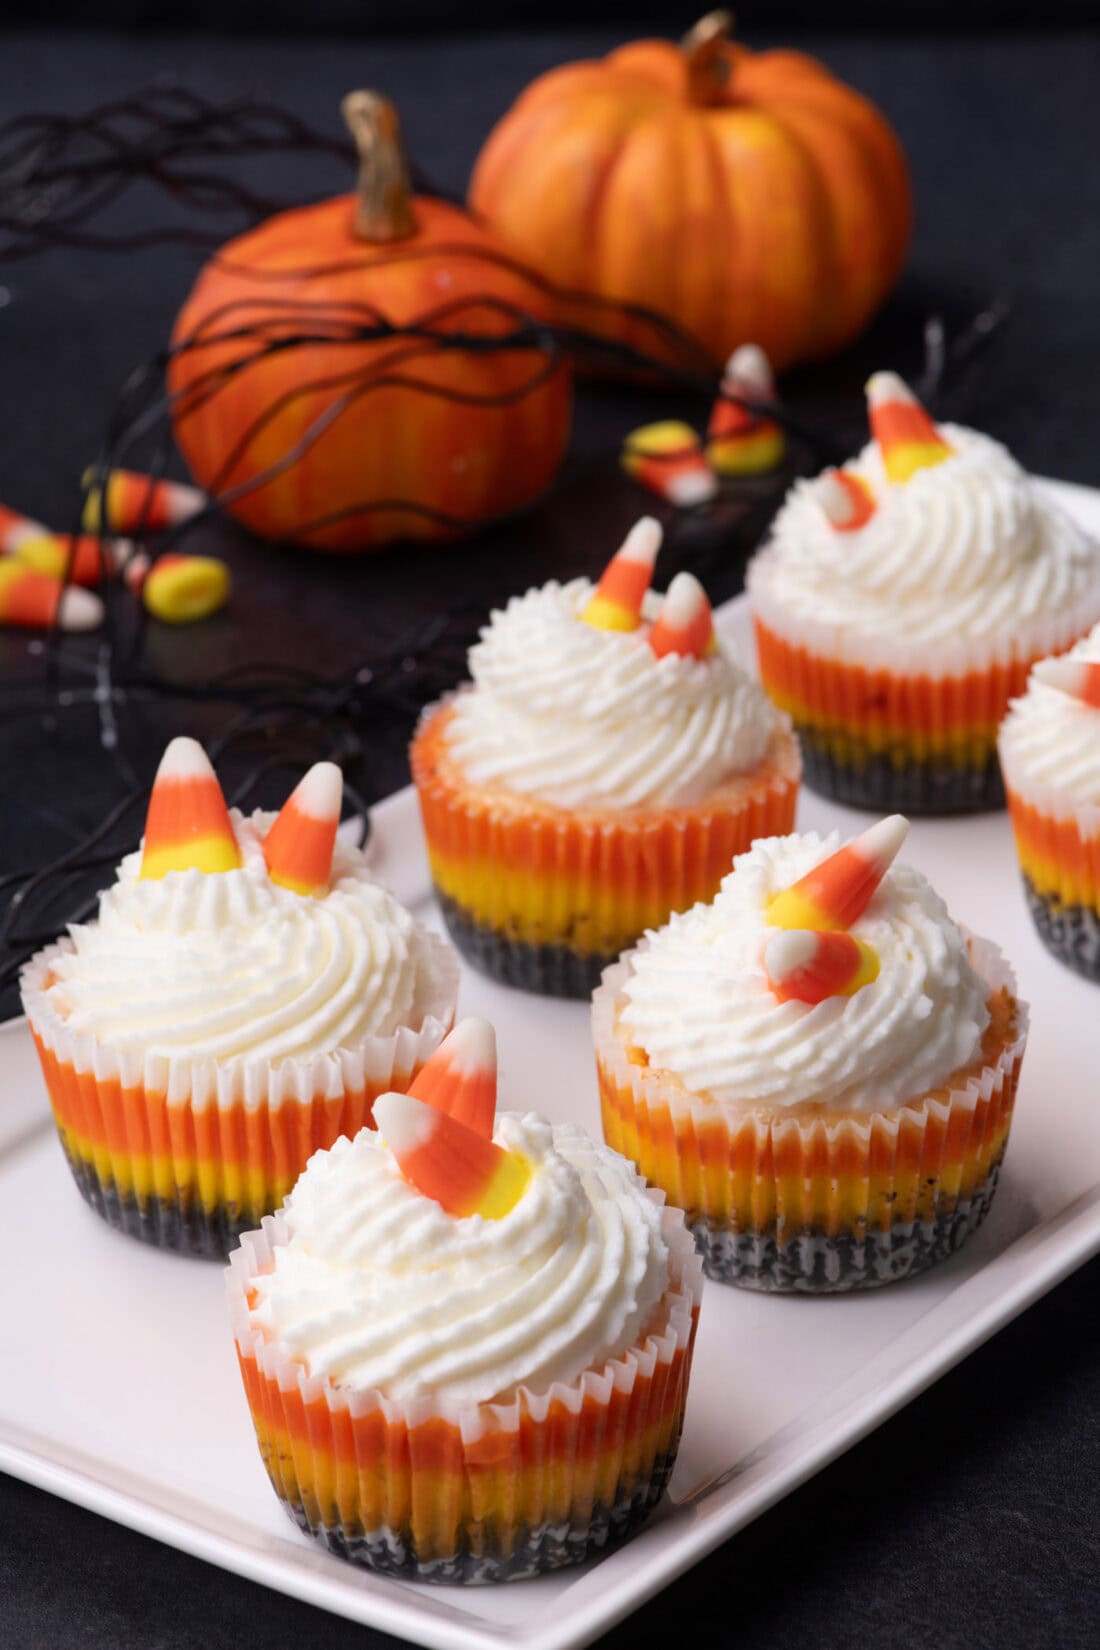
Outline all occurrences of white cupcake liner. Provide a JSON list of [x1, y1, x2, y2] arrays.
[[19, 932, 459, 1255], [20, 931, 458, 1111], [226, 1197, 703, 1582], [593, 936, 1028, 1292]]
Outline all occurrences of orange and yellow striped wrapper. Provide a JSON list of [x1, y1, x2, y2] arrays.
[[20, 936, 458, 1257], [226, 1201, 703, 1583], [1002, 778, 1100, 980], [593, 937, 1027, 1292], [410, 699, 801, 998], [751, 602, 1100, 813]]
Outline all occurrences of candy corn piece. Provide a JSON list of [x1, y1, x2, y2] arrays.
[[82, 468, 205, 535], [0, 560, 103, 632], [262, 761, 342, 895], [0, 502, 119, 586], [373, 1090, 530, 1219], [816, 468, 877, 532], [1032, 655, 1100, 708], [580, 516, 662, 632], [126, 551, 231, 624], [764, 928, 880, 1006], [767, 815, 909, 932], [866, 372, 954, 484], [649, 571, 717, 661], [139, 736, 242, 881], [705, 344, 786, 476], [12, 533, 122, 587], [621, 422, 718, 506], [408, 1018, 497, 1138]]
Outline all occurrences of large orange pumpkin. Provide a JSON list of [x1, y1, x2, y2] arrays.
[[469, 13, 911, 372], [169, 93, 572, 553]]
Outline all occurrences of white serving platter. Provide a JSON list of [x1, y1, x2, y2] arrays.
[[2, 477, 1099, 1650]]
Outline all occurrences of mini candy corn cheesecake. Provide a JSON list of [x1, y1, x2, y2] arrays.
[[20, 738, 458, 1256], [228, 1018, 702, 1582], [410, 518, 801, 997], [747, 372, 1100, 813], [999, 622, 1100, 981], [593, 818, 1029, 1291]]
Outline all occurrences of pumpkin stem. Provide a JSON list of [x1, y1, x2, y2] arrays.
[[681, 10, 734, 106], [341, 90, 418, 243]]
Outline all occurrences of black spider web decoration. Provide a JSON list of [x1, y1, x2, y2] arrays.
[[0, 82, 1011, 1002]]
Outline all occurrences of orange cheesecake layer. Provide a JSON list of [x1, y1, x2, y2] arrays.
[[754, 616, 1037, 767], [237, 1318, 695, 1560], [599, 989, 1021, 1239], [32, 1031, 420, 1217], [411, 701, 799, 955], [1004, 788, 1100, 910]]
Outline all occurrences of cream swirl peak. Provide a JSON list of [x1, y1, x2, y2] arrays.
[[620, 830, 990, 1114], [749, 425, 1100, 666], [999, 623, 1100, 814], [41, 810, 445, 1062], [443, 577, 784, 810], [247, 1113, 671, 1403]]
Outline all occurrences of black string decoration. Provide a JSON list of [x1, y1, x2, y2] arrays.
[[0, 82, 1011, 1003]]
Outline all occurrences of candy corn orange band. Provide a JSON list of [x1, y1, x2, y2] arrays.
[[230, 1218, 700, 1573], [753, 616, 1034, 767], [1004, 788, 1100, 911], [411, 702, 800, 957], [598, 986, 1022, 1241], [31, 1030, 415, 1222]]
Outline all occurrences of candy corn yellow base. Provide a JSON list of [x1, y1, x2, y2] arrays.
[[228, 1206, 702, 1583], [1004, 784, 1100, 982], [21, 942, 457, 1257], [593, 938, 1027, 1292], [411, 701, 801, 998]]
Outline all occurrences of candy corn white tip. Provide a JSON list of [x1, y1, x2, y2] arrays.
[[56, 586, 104, 632], [724, 342, 775, 394], [859, 813, 910, 869], [373, 1091, 436, 1154], [865, 370, 916, 407], [1031, 656, 1100, 703], [618, 516, 663, 568], [433, 1017, 497, 1078], [661, 571, 709, 626], [763, 929, 819, 979], [667, 470, 719, 507], [155, 736, 219, 783], [291, 761, 343, 821], [816, 471, 872, 530]]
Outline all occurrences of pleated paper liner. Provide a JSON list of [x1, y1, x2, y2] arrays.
[[593, 937, 1028, 1293], [226, 1201, 703, 1584], [411, 700, 801, 999], [748, 576, 1100, 814], [19, 936, 459, 1258], [1002, 779, 1100, 982]]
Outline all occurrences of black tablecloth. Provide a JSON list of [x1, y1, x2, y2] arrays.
[[2, 22, 1099, 1650]]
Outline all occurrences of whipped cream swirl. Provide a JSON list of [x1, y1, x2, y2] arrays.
[[999, 623, 1100, 816], [620, 831, 990, 1114], [749, 427, 1100, 670], [248, 1114, 671, 1403], [443, 578, 784, 810], [41, 811, 445, 1062]]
